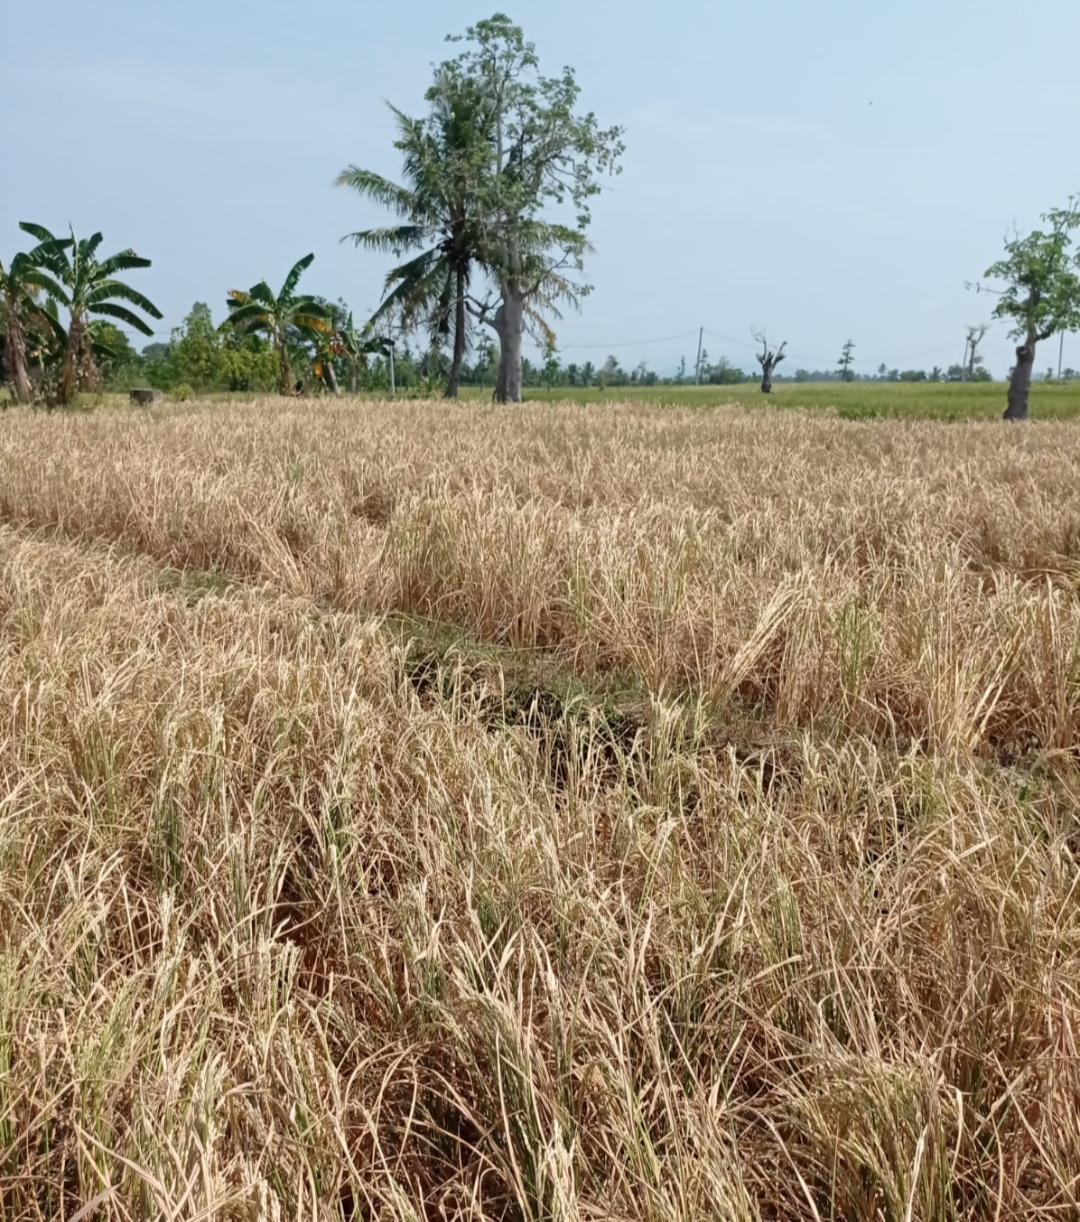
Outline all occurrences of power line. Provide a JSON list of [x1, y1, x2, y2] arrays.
[[559, 329, 699, 351]]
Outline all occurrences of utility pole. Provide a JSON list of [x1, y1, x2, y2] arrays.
[[695, 327, 704, 385]]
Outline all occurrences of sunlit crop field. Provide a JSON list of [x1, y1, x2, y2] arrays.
[[490, 379, 1080, 419], [1, 397, 1079, 1220]]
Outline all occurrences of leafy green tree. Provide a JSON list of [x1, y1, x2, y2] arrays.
[[142, 340, 185, 391], [92, 323, 140, 387], [981, 200, 1080, 419], [172, 303, 223, 390], [18, 223, 162, 405], [224, 254, 327, 395], [707, 356, 748, 385], [219, 337, 278, 393], [838, 339, 856, 382], [580, 360, 595, 387], [338, 70, 492, 399], [444, 15, 624, 402], [542, 340, 562, 389], [471, 336, 498, 392]]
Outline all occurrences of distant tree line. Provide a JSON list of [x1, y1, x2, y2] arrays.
[[15, 294, 1080, 401], [2, 10, 1079, 417]]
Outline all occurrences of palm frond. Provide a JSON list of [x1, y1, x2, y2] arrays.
[[87, 280, 163, 319], [96, 251, 153, 277], [335, 167, 427, 220], [87, 302, 158, 336], [18, 222, 60, 246], [341, 224, 428, 254], [20, 269, 71, 306], [280, 254, 315, 302], [374, 258, 449, 329], [245, 282, 278, 308], [226, 303, 274, 331], [291, 312, 331, 332]]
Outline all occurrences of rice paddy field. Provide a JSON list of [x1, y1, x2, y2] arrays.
[[496, 380, 1080, 419], [1, 396, 1079, 1220]]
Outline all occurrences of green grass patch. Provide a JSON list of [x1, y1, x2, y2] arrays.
[[469, 380, 1080, 419]]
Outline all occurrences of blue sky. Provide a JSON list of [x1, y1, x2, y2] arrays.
[[6, 0, 1079, 377]]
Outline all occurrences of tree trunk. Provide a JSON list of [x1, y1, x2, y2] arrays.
[[5, 317, 32, 404], [58, 316, 82, 406], [278, 340, 292, 397], [1004, 338, 1036, 420], [492, 289, 524, 404], [446, 266, 467, 399], [324, 360, 341, 397], [760, 365, 773, 394]]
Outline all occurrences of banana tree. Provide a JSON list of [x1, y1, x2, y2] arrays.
[[337, 311, 389, 392], [306, 317, 343, 397], [224, 254, 328, 395], [18, 223, 162, 405], [307, 307, 389, 395], [1, 251, 65, 403]]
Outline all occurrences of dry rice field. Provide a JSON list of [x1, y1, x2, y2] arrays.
[[1, 397, 1079, 1220]]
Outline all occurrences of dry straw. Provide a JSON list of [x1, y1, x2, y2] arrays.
[[0, 398, 1078, 1219]]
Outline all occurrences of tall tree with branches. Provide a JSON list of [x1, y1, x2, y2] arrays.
[[337, 71, 493, 399], [962, 324, 988, 383], [978, 201, 1080, 419], [440, 14, 624, 403], [224, 255, 328, 395], [18, 223, 162, 405]]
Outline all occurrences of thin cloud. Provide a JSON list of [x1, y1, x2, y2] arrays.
[[46, 59, 367, 152]]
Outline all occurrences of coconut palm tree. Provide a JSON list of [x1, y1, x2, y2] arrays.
[[18, 223, 162, 405], [336, 70, 493, 398], [224, 254, 328, 395]]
